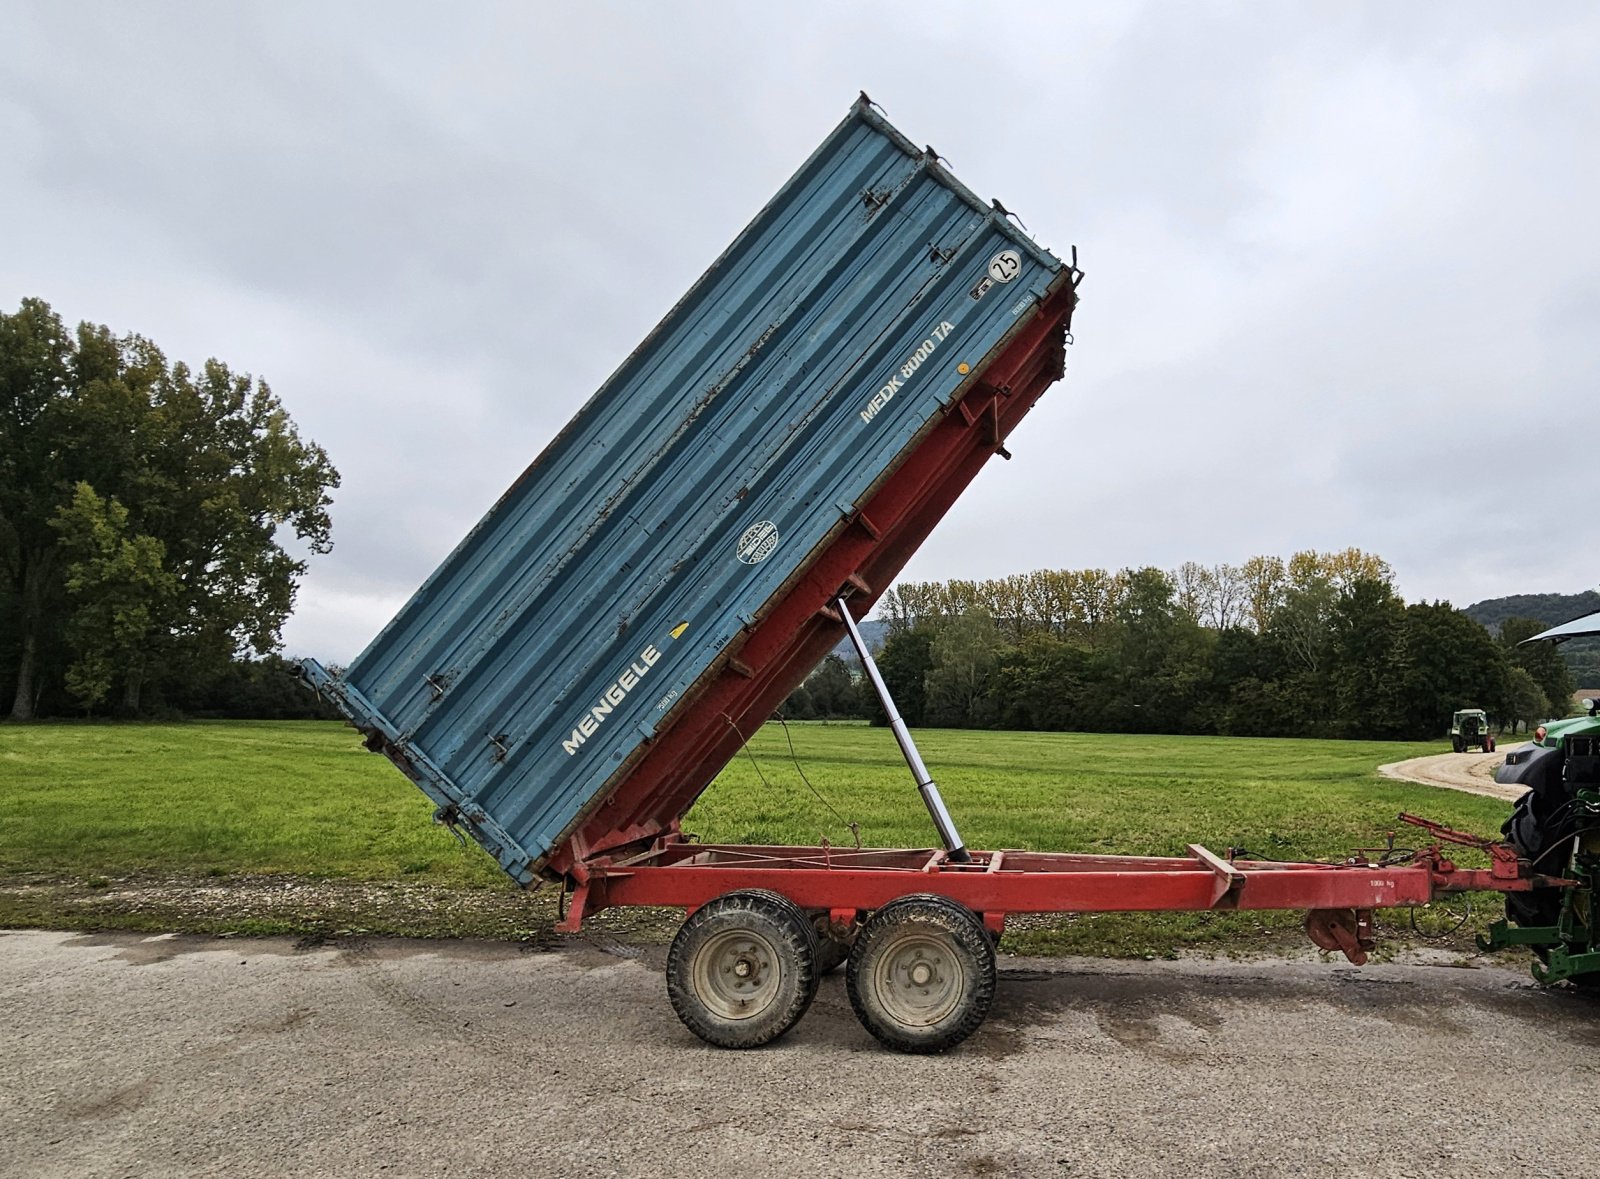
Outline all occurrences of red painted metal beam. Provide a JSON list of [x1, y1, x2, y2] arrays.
[[549, 840, 1510, 933]]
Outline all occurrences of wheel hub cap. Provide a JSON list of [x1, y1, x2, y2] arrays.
[[693, 930, 781, 1021], [873, 933, 962, 1028]]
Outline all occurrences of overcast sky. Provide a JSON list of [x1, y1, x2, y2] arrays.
[[3, 2, 1595, 663]]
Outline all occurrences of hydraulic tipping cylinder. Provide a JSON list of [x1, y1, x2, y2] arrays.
[[834, 596, 971, 863]]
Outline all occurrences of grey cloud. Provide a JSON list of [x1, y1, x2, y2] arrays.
[[3, 1, 1596, 663]]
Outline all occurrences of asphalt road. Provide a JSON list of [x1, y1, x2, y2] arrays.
[[5, 929, 1600, 1178]]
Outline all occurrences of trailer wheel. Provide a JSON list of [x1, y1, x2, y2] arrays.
[[666, 890, 819, 1049], [846, 894, 995, 1054]]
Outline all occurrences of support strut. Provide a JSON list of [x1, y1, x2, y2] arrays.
[[835, 596, 971, 863]]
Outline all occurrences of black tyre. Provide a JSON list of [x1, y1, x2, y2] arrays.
[[666, 890, 819, 1048], [1502, 791, 1567, 932], [1452, 737, 1463, 753], [846, 894, 996, 1054], [1501, 772, 1600, 988]]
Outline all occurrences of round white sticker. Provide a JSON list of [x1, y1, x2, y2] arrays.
[[988, 249, 1022, 284], [735, 520, 780, 565]]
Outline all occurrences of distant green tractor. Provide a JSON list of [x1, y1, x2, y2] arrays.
[[1450, 708, 1496, 753]]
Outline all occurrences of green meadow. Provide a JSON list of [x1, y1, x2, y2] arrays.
[[0, 720, 1512, 955]]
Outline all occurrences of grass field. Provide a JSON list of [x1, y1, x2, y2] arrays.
[[0, 720, 1518, 956]]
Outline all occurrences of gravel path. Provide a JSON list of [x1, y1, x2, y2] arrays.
[[1378, 747, 1528, 802]]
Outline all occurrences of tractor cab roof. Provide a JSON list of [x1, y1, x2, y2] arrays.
[[1522, 611, 1600, 644]]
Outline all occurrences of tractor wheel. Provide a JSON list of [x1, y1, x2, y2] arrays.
[[846, 894, 995, 1054], [666, 890, 819, 1048], [1503, 789, 1600, 989], [1502, 797, 1600, 989], [1452, 736, 1463, 753], [1502, 792, 1567, 933]]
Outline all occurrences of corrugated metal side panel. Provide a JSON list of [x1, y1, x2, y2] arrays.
[[553, 282, 1076, 873], [316, 98, 1067, 883]]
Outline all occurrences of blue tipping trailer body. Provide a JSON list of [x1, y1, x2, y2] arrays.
[[303, 97, 1074, 885]]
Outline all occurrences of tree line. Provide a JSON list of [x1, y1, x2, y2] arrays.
[[786, 550, 1575, 739], [1, 299, 339, 720]]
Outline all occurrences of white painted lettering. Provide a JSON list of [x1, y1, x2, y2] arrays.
[[560, 640, 668, 755], [861, 318, 957, 426]]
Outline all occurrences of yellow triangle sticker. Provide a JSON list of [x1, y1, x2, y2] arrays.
[[669, 622, 690, 640]]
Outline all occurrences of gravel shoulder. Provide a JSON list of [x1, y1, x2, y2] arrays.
[[0, 871, 684, 945], [1378, 747, 1528, 802]]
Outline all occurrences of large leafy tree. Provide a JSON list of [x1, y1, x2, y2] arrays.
[[51, 482, 177, 712], [1502, 667, 1554, 733], [1397, 602, 1510, 739], [1325, 577, 1408, 738], [1500, 616, 1575, 713], [924, 609, 1002, 728], [804, 653, 861, 718], [1, 298, 338, 718], [1103, 566, 1213, 733], [992, 633, 1094, 731], [0, 299, 72, 718], [871, 625, 936, 728]]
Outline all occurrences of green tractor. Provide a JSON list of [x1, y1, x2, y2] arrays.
[[1450, 708, 1496, 753], [1486, 610, 1600, 985]]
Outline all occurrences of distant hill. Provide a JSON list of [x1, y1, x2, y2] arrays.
[[1465, 589, 1600, 685], [1463, 590, 1600, 634], [830, 617, 889, 662]]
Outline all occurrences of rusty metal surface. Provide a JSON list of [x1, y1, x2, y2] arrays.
[[304, 95, 1075, 884]]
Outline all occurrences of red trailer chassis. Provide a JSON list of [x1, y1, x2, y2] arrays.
[[557, 814, 1565, 967], [553, 574, 1569, 1052]]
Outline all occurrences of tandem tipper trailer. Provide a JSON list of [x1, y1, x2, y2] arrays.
[[303, 95, 1579, 1054]]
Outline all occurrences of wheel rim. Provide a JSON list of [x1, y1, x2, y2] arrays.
[[692, 928, 783, 1021], [871, 930, 962, 1028]]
